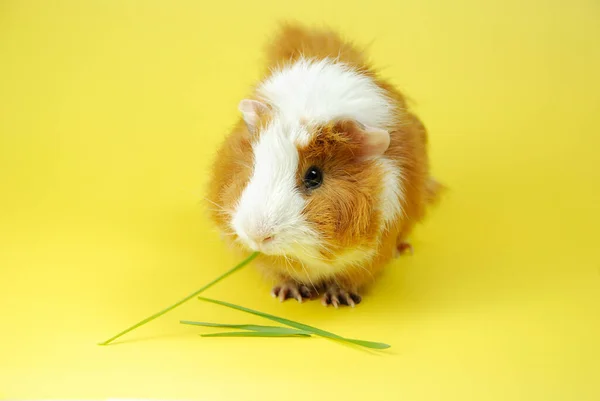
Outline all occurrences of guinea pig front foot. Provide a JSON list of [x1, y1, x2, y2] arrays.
[[271, 281, 317, 303], [321, 284, 362, 308]]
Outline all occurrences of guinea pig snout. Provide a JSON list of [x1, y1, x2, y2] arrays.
[[244, 227, 276, 250], [251, 232, 275, 245], [232, 214, 277, 251]]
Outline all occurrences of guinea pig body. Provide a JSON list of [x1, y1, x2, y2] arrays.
[[207, 23, 440, 307]]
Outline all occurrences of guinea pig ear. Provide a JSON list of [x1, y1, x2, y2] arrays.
[[335, 119, 390, 161], [238, 99, 269, 133]]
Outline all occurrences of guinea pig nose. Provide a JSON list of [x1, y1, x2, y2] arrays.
[[256, 234, 274, 244], [244, 224, 276, 248], [248, 231, 275, 245]]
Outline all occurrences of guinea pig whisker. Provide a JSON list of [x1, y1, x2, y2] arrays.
[[290, 248, 318, 293], [203, 199, 235, 218], [282, 254, 302, 284], [295, 247, 330, 263], [314, 241, 334, 254], [235, 160, 252, 169], [345, 260, 375, 280], [206, 207, 233, 217], [209, 226, 238, 239], [203, 197, 232, 212], [289, 240, 322, 259]]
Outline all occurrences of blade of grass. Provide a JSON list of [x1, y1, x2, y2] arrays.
[[180, 320, 308, 334], [98, 252, 259, 345], [197, 296, 390, 349], [200, 331, 311, 338]]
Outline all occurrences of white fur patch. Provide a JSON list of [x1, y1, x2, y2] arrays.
[[378, 158, 405, 227], [231, 120, 320, 255], [257, 58, 397, 145]]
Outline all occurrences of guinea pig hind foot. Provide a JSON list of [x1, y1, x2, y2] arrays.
[[271, 281, 318, 303], [321, 284, 362, 308], [395, 242, 414, 257]]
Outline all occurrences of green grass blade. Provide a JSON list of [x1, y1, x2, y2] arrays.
[[200, 331, 311, 338], [197, 296, 390, 350], [98, 252, 259, 345], [180, 320, 309, 334]]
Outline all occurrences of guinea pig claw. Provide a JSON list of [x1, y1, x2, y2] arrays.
[[289, 287, 303, 303], [271, 282, 313, 303], [343, 293, 356, 308], [325, 296, 340, 308], [321, 285, 362, 308], [278, 288, 288, 303], [396, 242, 414, 256]]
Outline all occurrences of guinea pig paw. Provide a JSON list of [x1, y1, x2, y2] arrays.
[[395, 242, 414, 257], [271, 282, 316, 303], [321, 286, 362, 308]]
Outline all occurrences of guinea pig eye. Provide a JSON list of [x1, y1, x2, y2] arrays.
[[303, 166, 323, 190]]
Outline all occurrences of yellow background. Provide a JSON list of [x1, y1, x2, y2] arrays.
[[1, 0, 599, 399]]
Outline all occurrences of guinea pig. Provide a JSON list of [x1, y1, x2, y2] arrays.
[[207, 22, 441, 307]]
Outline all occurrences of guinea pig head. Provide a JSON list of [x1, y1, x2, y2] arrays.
[[229, 99, 391, 266]]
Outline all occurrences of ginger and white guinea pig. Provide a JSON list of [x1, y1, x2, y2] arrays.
[[207, 22, 441, 307]]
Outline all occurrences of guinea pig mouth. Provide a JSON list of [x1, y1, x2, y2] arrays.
[[235, 232, 279, 254], [248, 237, 276, 253], [237, 233, 305, 257]]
